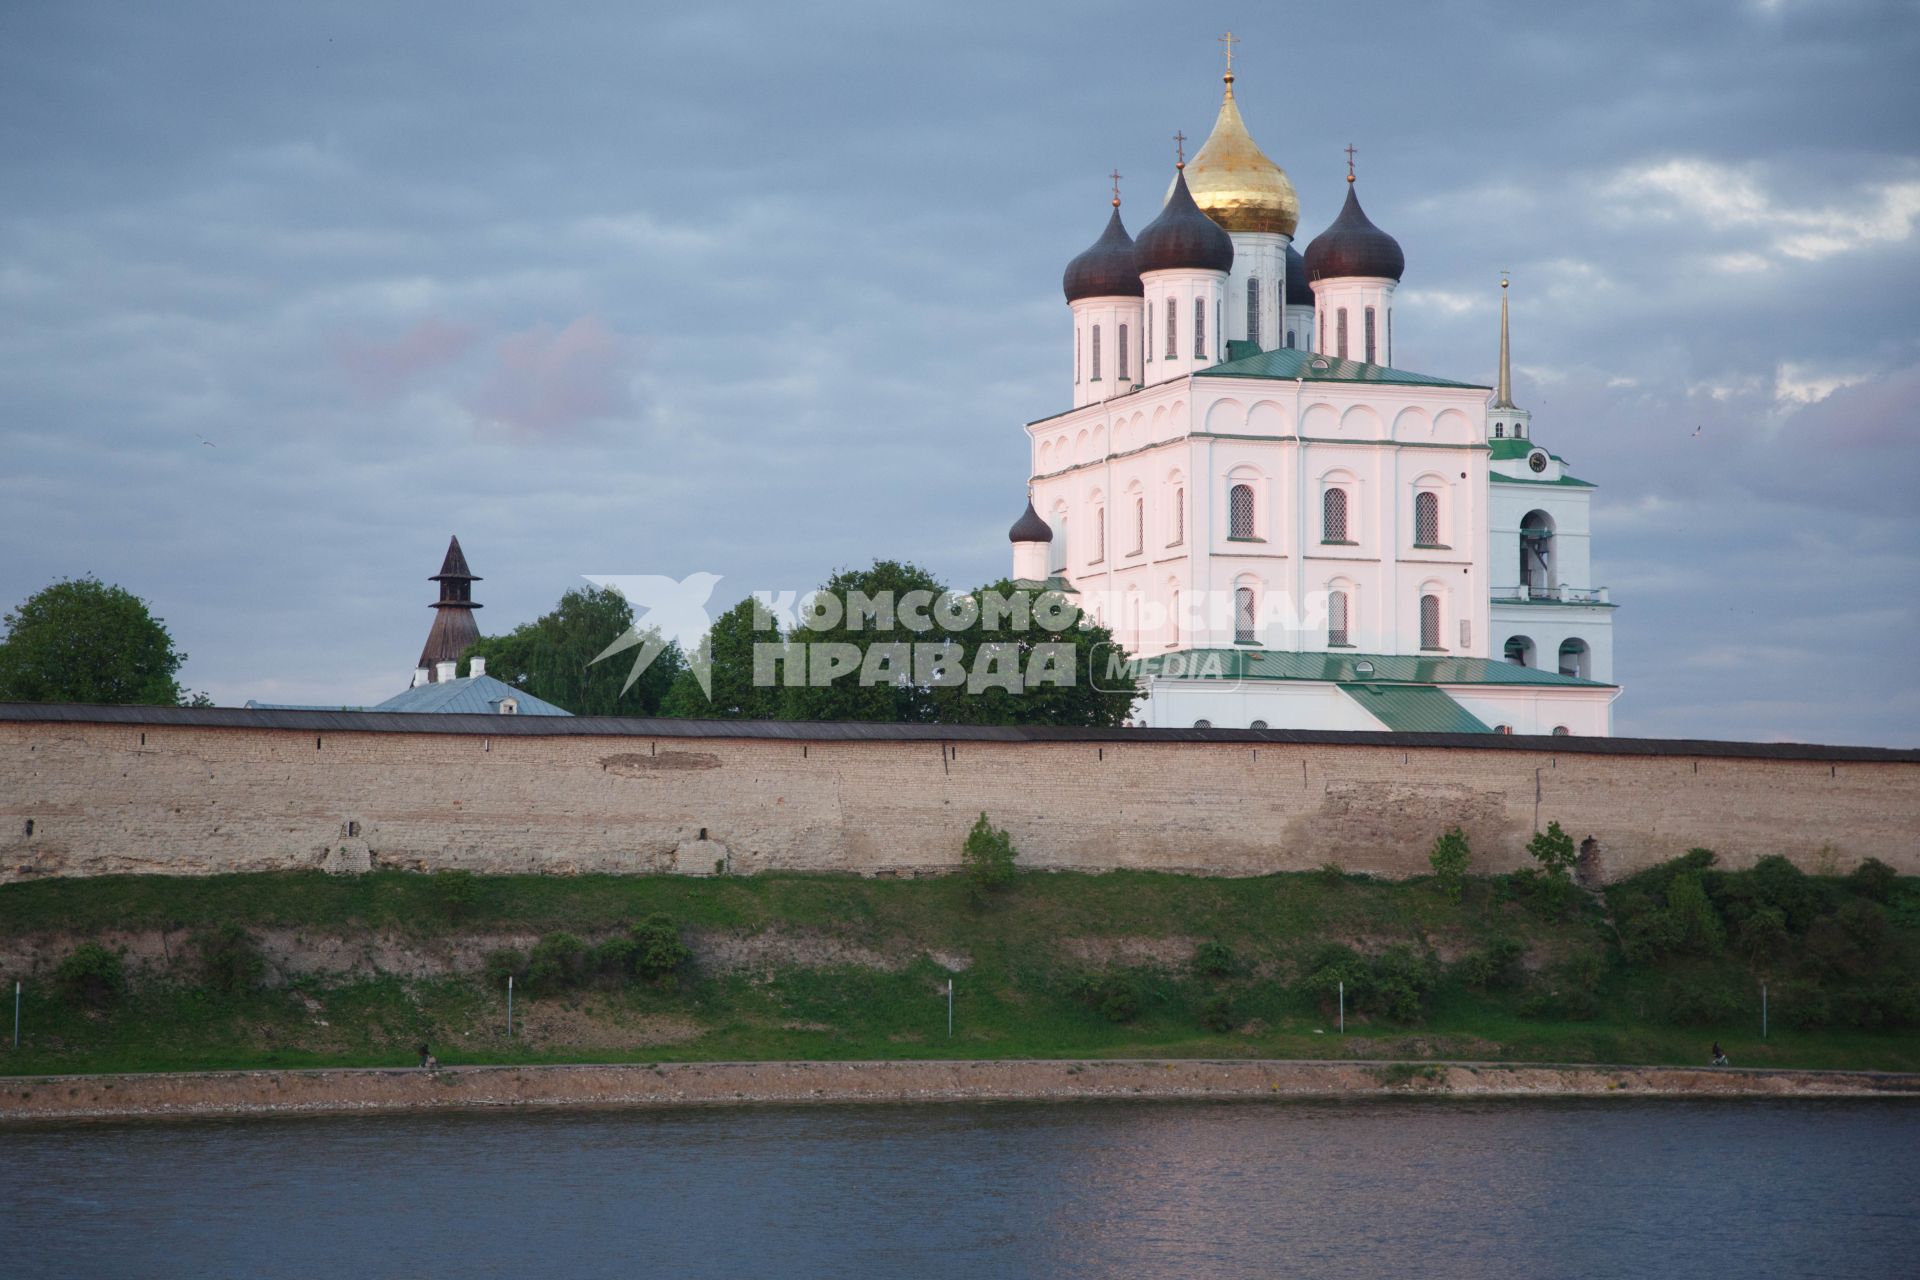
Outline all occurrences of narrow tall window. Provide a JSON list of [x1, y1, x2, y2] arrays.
[[1414, 491, 1440, 546], [1171, 486, 1185, 545], [1132, 497, 1144, 555], [1091, 325, 1102, 381], [1228, 483, 1255, 539], [1166, 298, 1177, 359], [1246, 278, 1261, 347], [1328, 590, 1349, 647], [1494, 423, 1504, 438], [1169, 590, 1181, 645], [1364, 306, 1376, 364], [1075, 328, 1081, 384], [1286, 329, 1296, 349], [1322, 487, 1348, 542], [1235, 587, 1256, 644], [1118, 323, 1129, 381], [1193, 297, 1206, 359], [1337, 308, 1349, 359], [1094, 507, 1105, 562], [1146, 306, 1153, 361], [1420, 594, 1441, 649]]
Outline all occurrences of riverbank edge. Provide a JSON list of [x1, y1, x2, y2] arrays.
[[5, 1058, 1919, 1121]]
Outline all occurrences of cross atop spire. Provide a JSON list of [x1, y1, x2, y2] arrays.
[[1110, 169, 1123, 207], [1345, 143, 1357, 182], [1218, 30, 1239, 75], [1174, 130, 1188, 168]]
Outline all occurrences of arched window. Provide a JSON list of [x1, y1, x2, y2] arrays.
[[1328, 589, 1349, 647], [1495, 724, 1514, 735], [1165, 297, 1177, 359], [1131, 497, 1144, 555], [1552, 725, 1571, 736], [1228, 483, 1255, 539], [1521, 510, 1555, 595], [1337, 308, 1349, 359], [1093, 506, 1106, 563], [1246, 278, 1261, 347], [1118, 323, 1129, 381], [1414, 491, 1441, 546], [1559, 638, 1590, 679], [1419, 593, 1441, 649], [1322, 487, 1349, 542], [1193, 297, 1206, 359], [1364, 306, 1377, 364], [1193, 719, 1213, 729], [1285, 329, 1297, 349], [1494, 423, 1504, 438], [1090, 325, 1102, 381], [1250, 719, 1269, 729], [1504, 635, 1535, 667], [1171, 486, 1185, 545], [1234, 586, 1256, 644]]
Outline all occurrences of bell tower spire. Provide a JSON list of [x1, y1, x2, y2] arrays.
[[1493, 273, 1518, 409]]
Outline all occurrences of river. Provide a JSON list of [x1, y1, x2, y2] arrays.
[[3, 1098, 1914, 1278]]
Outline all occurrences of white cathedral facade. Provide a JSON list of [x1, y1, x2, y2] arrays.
[[1008, 60, 1618, 735]]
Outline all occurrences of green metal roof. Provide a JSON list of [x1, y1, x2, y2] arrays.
[[1338, 682, 1493, 733], [1489, 437, 1561, 460], [1129, 647, 1614, 688], [1196, 345, 1485, 390], [1491, 473, 1596, 488]]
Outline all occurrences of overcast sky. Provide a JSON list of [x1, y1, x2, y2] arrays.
[[2, 1, 1916, 744]]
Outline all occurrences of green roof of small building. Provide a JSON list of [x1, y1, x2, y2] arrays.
[[1130, 647, 1614, 688], [1196, 346, 1485, 390], [1338, 683, 1493, 733], [1490, 472, 1596, 488], [1488, 438, 1555, 460]]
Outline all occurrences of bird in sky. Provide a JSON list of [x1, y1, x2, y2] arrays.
[[1690, 425, 1703, 438], [194, 434, 216, 448]]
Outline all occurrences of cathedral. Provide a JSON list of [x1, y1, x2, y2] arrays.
[[1009, 49, 1618, 735]]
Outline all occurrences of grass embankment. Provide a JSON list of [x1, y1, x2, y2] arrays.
[[2, 855, 1916, 1077]]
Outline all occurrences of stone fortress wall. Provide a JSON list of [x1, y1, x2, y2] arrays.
[[2, 707, 1915, 885]]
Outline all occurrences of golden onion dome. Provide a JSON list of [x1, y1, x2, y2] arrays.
[[1169, 73, 1299, 237]]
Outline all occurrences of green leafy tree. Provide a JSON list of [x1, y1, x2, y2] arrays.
[[1526, 820, 1579, 880], [661, 597, 787, 719], [929, 579, 1138, 727], [961, 812, 1018, 900], [781, 559, 949, 723], [631, 914, 691, 980], [0, 577, 188, 705], [463, 585, 683, 716], [1428, 827, 1472, 903]]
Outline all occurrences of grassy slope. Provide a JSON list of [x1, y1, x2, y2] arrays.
[[1, 869, 1915, 1077]]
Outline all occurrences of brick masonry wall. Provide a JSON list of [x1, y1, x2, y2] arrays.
[[1, 720, 1916, 883]]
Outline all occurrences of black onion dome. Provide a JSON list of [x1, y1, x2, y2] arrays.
[[1303, 181, 1405, 282], [1062, 206, 1143, 302], [1008, 499, 1053, 544], [1135, 169, 1234, 275], [1284, 244, 1313, 305]]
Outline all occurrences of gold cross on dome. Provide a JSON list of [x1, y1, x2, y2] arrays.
[[1109, 169, 1123, 205], [1345, 143, 1357, 178], [1218, 30, 1239, 72], [1174, 130, 1188, 166]]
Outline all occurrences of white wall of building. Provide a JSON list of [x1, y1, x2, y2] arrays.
[[1069, 295, 1145, 409], [1142, 268, 1228, 384], [1223, 231, 1291, 350], [1311, 276, 1397, 365]]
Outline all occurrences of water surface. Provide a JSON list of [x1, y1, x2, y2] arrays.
[[3, 1098, 1914, 1278]]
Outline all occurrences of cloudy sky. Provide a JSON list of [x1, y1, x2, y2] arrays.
[[2, 1, 1916, 744]]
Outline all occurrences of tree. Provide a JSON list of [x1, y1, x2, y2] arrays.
[[961, 812, 1017, 901], [1527, 820, 1578, 880], [781, 559, 950, 723], [929, 579, 1138, 727], [463, 585, 683, 716], [661, 596, 787, 719], [0, 577, 188, 705], [1428, 827, 1471, 903]]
